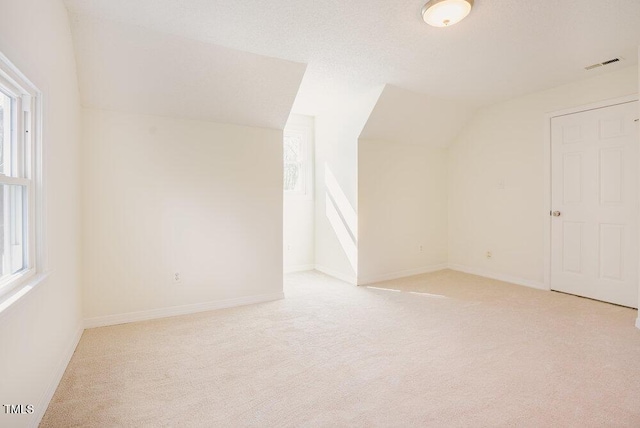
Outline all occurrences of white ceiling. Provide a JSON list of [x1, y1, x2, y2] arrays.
[[65, 0, 640, 117], [360, 85, 475, 148], [69, 14, 306, 129]]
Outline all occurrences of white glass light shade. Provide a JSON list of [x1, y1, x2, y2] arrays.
[[422, 0, 473, 27]]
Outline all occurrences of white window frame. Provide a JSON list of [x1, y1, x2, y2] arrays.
[[0, 51, 44, 303], [283, 115, 314, 200]]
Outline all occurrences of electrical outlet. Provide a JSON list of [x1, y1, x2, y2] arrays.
[[286, 244, 292, 251], [173, 272, 182, 284], [419, 245, 423, 252], [486, 251, 492, 259]]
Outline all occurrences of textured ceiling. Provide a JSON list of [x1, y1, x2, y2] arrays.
[[64, 0, 640, 115], [360, 85, 476, 148], [69, 14, 306, 129]]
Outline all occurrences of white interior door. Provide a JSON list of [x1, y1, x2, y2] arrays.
[[551, 100, 639, 308]]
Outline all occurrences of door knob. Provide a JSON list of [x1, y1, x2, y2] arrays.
[[552, 211, 561, 217]]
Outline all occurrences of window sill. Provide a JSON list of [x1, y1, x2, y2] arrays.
[[0, 271, 51, 321]]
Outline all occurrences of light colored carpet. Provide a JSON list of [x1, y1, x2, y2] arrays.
[[41, 269, 640, 427]]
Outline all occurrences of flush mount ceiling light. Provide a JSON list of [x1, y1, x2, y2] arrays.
[[422, 0, 474, 27]]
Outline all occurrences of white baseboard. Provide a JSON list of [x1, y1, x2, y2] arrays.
[[32, 324, 84, 427], [357, 264, 449, 285], [636, 317, 640, 330], [84, 292, 284, 329], [284, 264, 315, 274], [448, 264, 548, 290], [314, 264, 357, 285]]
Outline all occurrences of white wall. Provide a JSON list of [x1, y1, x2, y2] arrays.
[[313, 86, 383, 283], [356, 84, 472, 284], [82, 109, 284, 324], [283, 114, 315, 273], [358, 140, 448, 284], [448, 65, 639, 287], [0, 0, 83, 426]]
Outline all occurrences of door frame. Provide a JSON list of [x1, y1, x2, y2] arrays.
[[543, 94, 640, 306]]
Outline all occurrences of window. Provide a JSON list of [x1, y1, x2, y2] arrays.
[[283, 116, 313, 198], [283, 131, 305, 193], [0, 53, 42, 300]]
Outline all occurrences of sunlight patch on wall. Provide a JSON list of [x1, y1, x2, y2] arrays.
[[325, 164, 357, 237], [325, 193, 358, 272], [324, 163, 358, 273]]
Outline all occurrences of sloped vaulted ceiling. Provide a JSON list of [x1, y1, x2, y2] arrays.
[[65, 0, 640, 116], [69, 14, 306, 129], [360, 85, 476, 148]]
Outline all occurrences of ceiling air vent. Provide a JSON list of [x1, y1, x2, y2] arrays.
[[584, 57, 622, 71]]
